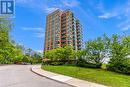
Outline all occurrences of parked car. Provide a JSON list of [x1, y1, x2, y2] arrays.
[[14, 62, 29, 65]]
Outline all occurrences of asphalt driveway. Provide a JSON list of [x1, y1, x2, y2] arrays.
[[0, 65, 72, 87]]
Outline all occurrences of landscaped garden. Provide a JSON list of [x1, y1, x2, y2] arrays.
[[42, 65, 130, 87], [42, 34, 130, 87]]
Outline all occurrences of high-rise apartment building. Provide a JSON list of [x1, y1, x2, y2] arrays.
[[44, 9, 83, 51]]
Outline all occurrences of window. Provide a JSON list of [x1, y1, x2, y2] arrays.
[[57, 11, 60, 14], [48, 35, 50, 39], [51, 23, 54, 26], [56, 20, 59, 24], [52, 28, 54, 30], [55, 34, 59, 37], [55, 41, 60, 44], [55, 29, 60, 33], [68, 38, 73, 40], [68, 41, 72, 44], [55, 37, 60, 40], [56, 25, 59, 29], [56, 15, 59, 18], [48, 31, 50, 35], [52, 20, 54, 23], [51, 15, 54, 18]]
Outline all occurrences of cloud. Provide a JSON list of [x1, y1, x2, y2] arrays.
[[16, 0, 80, 14], [22, 27, 43, 31], [22, 27, 45, 38], [44, 0, 79, 13], [34, 33, 45, 38], [98, 6, 123, 19], [118, 20, 130, 31], [22, 27, 44, 33], [62, 0, 79, 7], [44, 7, 59, 13], [97, 1, 125, 19], [122, 25, 130, 31], [98, 12, 118, 19], [97, 0, 130, 31], [121, 23, 130, 31], [118, 1, 130, 31], [16, 0, 46, 13], [96, 1, 105, 13]]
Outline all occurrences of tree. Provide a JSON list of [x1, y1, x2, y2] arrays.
[[0, 16, 26, 64], [44, 49, 56, 61], [54, 47, 64, 60], [44, 46, 75, 65], [0, 16, 13, 64], [64, 46, 75, 61], [107, 34, 130, 74], [85, 37, 105, 64], [26, 48, 33, 57]]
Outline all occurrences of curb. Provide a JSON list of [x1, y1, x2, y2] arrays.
[[31, 66, 107, 87], [30, 67, 76, 87]]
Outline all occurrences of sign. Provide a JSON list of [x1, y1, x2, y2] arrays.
[[0, 0, 14, 15]]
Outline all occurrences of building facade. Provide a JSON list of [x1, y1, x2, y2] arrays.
[[44, 9, 83, 51]]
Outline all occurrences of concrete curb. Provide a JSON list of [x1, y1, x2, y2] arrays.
[[0, 64, 12, 66], [30, 67, 75, 87], [31, 65, 107, 87]]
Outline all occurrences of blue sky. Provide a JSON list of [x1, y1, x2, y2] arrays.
[[11, 0, 130, 52]]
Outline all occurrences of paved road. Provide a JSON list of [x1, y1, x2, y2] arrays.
[[0, 65, 72, 87]]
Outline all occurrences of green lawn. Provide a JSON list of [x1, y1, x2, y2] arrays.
[[42, 65, 130, 87]]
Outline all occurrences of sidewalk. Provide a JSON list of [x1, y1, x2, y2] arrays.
[[31, 65, 107, 87]]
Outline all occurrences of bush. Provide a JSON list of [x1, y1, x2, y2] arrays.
[[107, 59, 130, 74], [50, 62, 64, 66], [107, 35, 130, 74], [44, 46, 75, 62], [43, 60, 76, 66], [77, 58, 102, 68]]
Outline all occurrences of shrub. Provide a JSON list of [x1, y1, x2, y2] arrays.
[[50, 62, 64, 66], [77, 58, 102, 68], [107, 59, 130, 74], [107, 35, 130, 74], [44, 46, 75, 62]]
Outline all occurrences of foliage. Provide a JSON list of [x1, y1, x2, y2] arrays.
[[0, 17, 42, 64], [44, 34, 130, 72], [0, 16, 15, 64], [76, 34, 130, 72], [42, 65, 130, 87], [77, 58, 102, 68], [44, 46, 75, 65], [76, 36, 106, 68], [85, 37, 105, 64], [107, 35, 130, 74]]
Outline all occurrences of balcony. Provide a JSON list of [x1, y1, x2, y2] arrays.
[[61, 21, 66, 24], [61, 24, 66, 27], [76, 26, 81, 29], [77, 38, 82, 41], [61, 27, 66, 30], [61, 40, 66, 42], [61, 30, 66, 34], [77, 34, 82, 36], [77, 29, 81, 33], [61, 34, 66, 37], [77, 34, 82, 37], [61, 17, 66, 20]]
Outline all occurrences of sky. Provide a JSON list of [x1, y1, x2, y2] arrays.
[[11, 0, 130, 52]]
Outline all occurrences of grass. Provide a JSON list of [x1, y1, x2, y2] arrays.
[[42, 65, 130, 87]]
